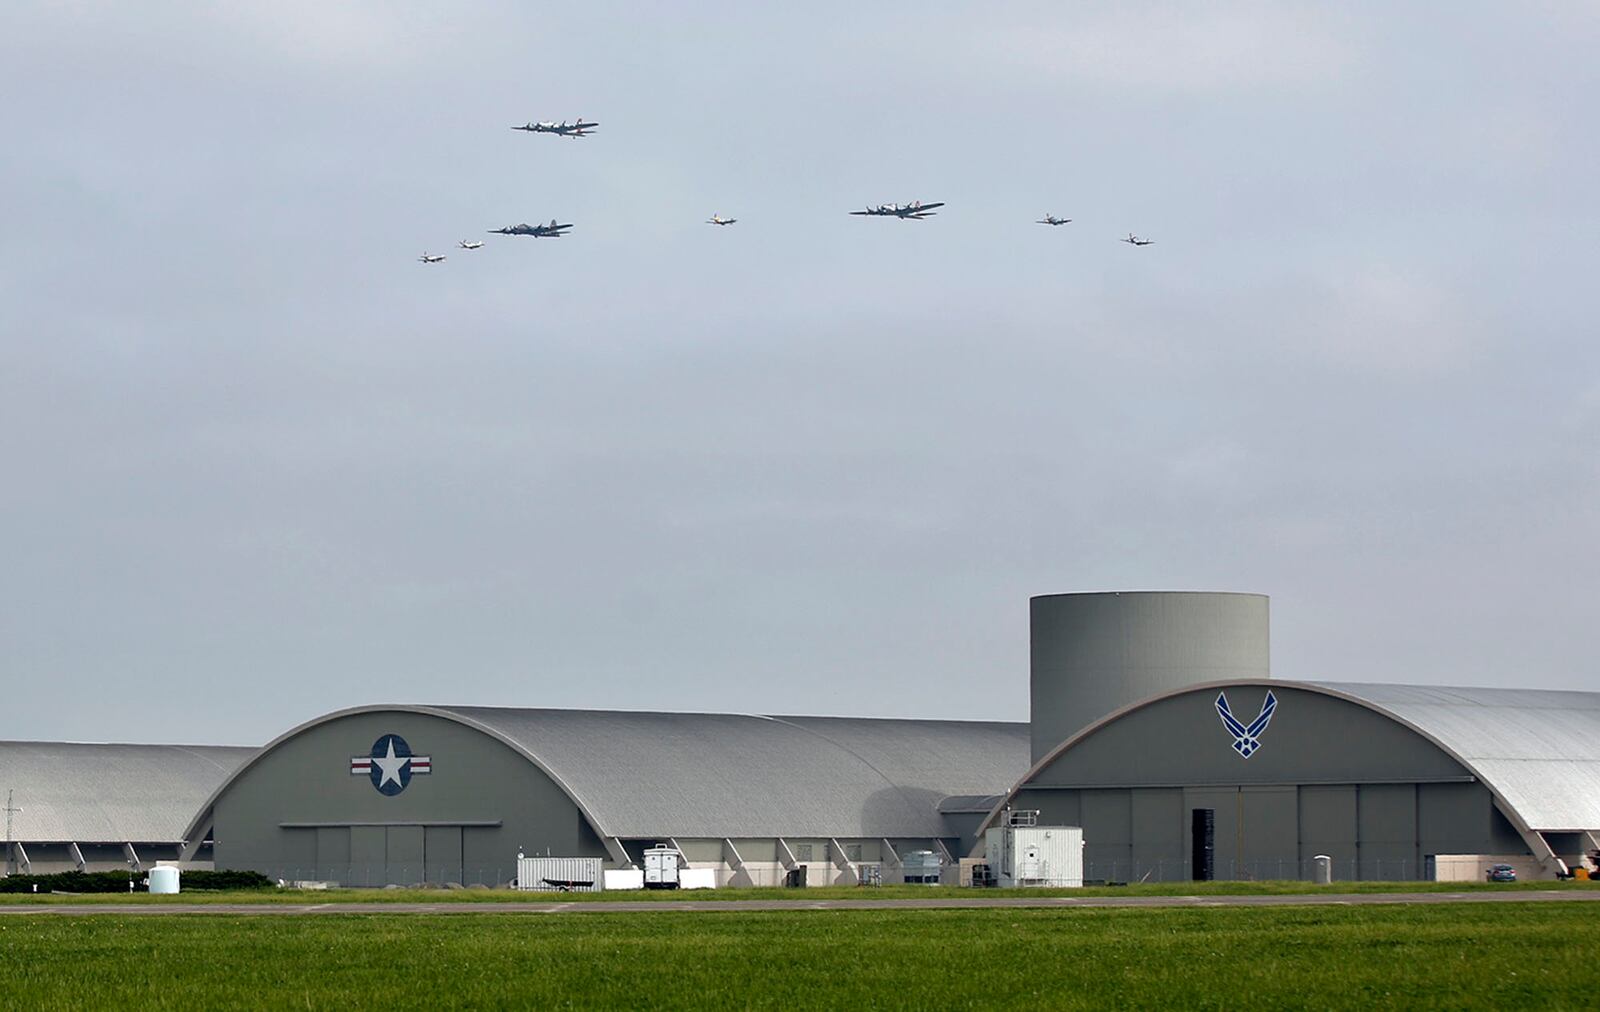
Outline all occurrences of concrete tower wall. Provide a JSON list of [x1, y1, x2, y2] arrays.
[[1030, 591, 1270, 762]]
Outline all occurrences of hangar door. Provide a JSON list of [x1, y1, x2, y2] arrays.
[[291, 825, 473, 886], [1182, 786, 1298, 880]]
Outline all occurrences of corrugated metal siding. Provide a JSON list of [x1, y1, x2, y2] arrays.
[[0, 742, 256, 843], [1312, 682, 1600, 831], [436, 707, 1030, 840]]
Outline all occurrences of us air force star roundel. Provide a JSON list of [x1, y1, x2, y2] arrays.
[[349, 734, 432, 795]]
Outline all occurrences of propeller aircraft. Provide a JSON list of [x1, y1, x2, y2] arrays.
[[489, 220, 574, 238], [513, 119, 599, 138], [850, 201, 944, 220]]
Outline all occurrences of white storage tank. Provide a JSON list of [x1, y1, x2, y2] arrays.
[[148, 866, 180, 895]]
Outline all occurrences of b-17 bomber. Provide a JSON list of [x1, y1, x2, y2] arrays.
[[706, 214, 737, 226], [417, 252, 446, 264], [1037, 214, 1072, 226], [457, 240, 485, 250], [489, 220, 574, 238], [850, 201, 944, 220], [513, 119, 599, 138], [1121, 233, 1155, 246]]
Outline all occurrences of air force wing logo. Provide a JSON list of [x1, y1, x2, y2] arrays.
[[349, 734, 432, 795], [1215, 690, 1277, 759]]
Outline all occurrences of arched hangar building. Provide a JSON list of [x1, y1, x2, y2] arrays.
[[985, 592, 1600, 882], [6, 592, 1597, 885], [0, 741, 253, 875], [181, 708, 1029, 886]]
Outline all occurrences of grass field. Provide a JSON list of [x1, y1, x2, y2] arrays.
[[2, 878, 1594, 904], [2, 902, 1597, 1008]]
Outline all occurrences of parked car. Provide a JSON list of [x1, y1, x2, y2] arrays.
[[1486, 863, 1517, 883]]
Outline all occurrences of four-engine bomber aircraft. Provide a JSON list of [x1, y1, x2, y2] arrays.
[[513, 119, 599, 138], [1037, 214, 1072, 226], [850, 200, 944, 219], [706, 214, 737, 226], [457, 240, 485, 250], [418, 252, 446, 264], [489, 220, 574, 238], [1121, 233, 1155, 246]]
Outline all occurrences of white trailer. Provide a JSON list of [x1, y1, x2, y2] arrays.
[[985, 816, 1084, 888], [643, 846, 681, 889]]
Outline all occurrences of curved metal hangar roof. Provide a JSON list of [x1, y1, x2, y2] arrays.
[[1307, 682, 1600, 833], [192, 706, 1030, 841], [0, 741, 255, 844]]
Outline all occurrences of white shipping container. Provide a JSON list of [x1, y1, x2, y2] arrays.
[[516, 857, 604, 892], [984, 825, 1084, 887]]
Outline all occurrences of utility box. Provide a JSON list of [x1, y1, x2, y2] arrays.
[[901, 850, 942, 884], [985, 815, 1084, 888], [643, 846, 682, 889]]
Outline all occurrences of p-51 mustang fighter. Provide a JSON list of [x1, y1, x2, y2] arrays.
[[850, 200, 944, 219], [706, 214, 737, 226], [489, 220, 574, 238], [1121, 233, 1155, 246], [417, 252, 446, 264], [1037, 214, 1072, 226], [512, 119, 599, 138], [457, 240, 485, 250]]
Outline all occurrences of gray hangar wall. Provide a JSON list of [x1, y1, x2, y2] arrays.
[[1001, 682, 1527, 881], [197, 711, 605, 885]]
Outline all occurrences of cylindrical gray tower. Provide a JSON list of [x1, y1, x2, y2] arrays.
[[1030, 591, 1270, 762]]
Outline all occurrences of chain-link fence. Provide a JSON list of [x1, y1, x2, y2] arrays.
[[1077, 856, 1425, 884]]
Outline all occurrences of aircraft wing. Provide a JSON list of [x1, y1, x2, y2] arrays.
[[915, 202, 945, 211]]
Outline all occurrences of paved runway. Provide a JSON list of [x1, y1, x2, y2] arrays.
[[4, 890, 1598, 916]]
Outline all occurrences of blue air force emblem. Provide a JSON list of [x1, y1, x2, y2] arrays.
[[1214, 690, 1277, 759], [349, 734, 432, 795]]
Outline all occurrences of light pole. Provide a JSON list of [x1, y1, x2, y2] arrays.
[[3, 790, 20, 876]]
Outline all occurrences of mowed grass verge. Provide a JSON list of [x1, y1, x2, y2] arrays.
[[2, 878, 1593, 904], [3, 903, 1597, 1009]]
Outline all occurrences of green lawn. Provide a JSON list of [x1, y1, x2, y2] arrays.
[[1, 878, 1594, 904], [2, 903, 1596, 1008]]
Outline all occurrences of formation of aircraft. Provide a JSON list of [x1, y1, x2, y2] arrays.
[[513, 119, 599, 138], [417, 116, 1163, 262], [489, 220, 574, 238], [850, 201, 944, 220]]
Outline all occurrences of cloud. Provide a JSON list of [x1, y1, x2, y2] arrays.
[[972, 3, 1362, 94]]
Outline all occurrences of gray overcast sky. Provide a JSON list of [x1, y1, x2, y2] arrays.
[[3, 3, 1597, 745]]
